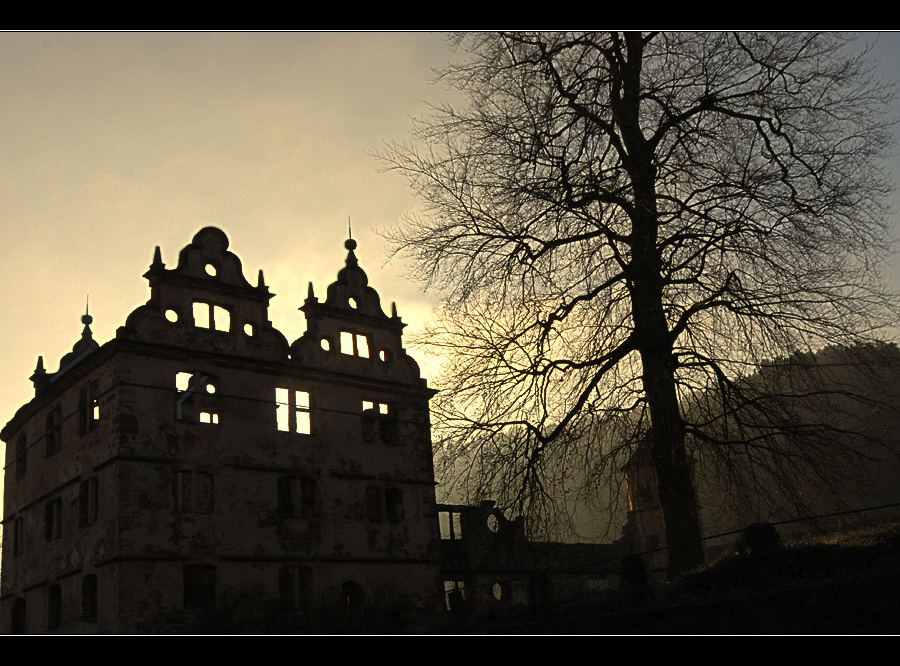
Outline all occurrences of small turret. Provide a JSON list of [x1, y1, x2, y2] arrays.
[[30, 356, 50, 395], [151, 245, 164, 270]]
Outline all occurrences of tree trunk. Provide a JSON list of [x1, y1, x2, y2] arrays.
[[619, 32, 704, 578], [630, 224, 705, 577]]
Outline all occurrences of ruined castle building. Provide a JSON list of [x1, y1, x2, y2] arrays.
[[1, 228, 441, 633]]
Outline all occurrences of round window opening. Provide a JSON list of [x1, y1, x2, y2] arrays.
[[492, 583, 504, 602], [165, 309, 179, 323], [321, 338, 331, 351], [205, 264, 217, 277], [348, 297, 358, 309], [487, 513, 500, 533], [206, 383, 216, 394]]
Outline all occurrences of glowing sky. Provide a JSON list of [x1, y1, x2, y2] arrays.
[[0, 32, 452, 434], [2, 31, 900, 487]]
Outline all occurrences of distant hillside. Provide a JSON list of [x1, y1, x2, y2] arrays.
[[690, 342, 900, 544]]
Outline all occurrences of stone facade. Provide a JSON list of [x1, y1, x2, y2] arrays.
[[1, 228, 441, 633], [437, 501, 623, 617]]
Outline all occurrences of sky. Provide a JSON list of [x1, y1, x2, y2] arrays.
[[0, 31, 454, 435], [2, 31, 900, 494]]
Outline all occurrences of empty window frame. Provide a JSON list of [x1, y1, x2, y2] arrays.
[[277, 476, 294, 516], [176, 372, 219, 424], [45, 498, 62, 541], [385, 487, 404, 524], [443, 580, 467, 612], [439, 511, 464, 540], [365, 485, 383, 523], [175, 471, 214, 514], [80, 477, 98, 527], [277, 476, 318, 519], [192, 301, 231, 332], [47, 584, 62, 630], [78, 380, 100, 435], [340, 331, 370, 358], [279, 565, 312, 610], [45, 406, 62, 457], [82, 574, 98, 623], [275, 388, 312, 435], [366, 486, 404, 525], [361, 401, 397, 445]]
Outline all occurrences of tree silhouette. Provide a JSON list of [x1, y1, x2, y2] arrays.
[[378, 32, 897, 577]]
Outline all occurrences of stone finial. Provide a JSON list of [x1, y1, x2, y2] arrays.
[[151, 245, 164, 269], [82, 296, 93, 334], [308, 282, 315, 299], [257, 269, 266, 289], [30, 355, 50, 395]]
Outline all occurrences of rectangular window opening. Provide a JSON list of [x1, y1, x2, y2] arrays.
[[275, 388, 313, 435], [48, 585, 61, 630], [193, 301, 210, 328], [444, 580, 466, 611], [439, 511, 463, 540], [82, 575, 98, 623], [340, 331, 370, 357], [175, 471, 190, 513], [278, 477, 317, 519], [279, 565, 312, 610], [300, 479, 317, 519], [176, 372, 192, 392], [177, 372, 219, 423], [295, 390, 311, 434], [275, 387, 290, 431], [366, 485, 383, 523], [45, 406, 62, 457], [295, 410, 311, 435], [277, 476, 295, 517], [340, 331, 354, 355], [176, 471, 214, 514], [79, 381, 100, 435], [80, 478, 99, 527], [385, 487, 404, 524], [356, 334, 369, 358], [362, 401, 396, 445], [45, 499, 62, 541], [213, 305, 231, 332]]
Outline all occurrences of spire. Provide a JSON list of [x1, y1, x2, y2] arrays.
[[257, 269, 266, 289], [82, 295, 94, 338], [151, 245, 164, 269], [43, 298, 101, 385], [308, 281, 315, 299]]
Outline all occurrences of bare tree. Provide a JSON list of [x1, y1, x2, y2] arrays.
[[378, 32, 897, 577]]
